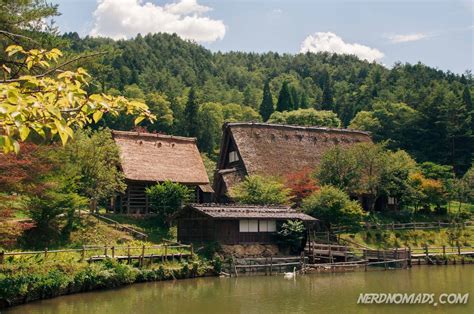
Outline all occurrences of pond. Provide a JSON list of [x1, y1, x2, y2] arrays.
[[5, 265, 473, 314]]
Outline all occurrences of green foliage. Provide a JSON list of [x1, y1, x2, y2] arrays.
[[316, 145, 359, 190], [229, 175, 291, 205], [302, 185, 366, 228], [276, 81, 293, 112], [197, 102, 224, 154], [277, 220, 305, 253], [259, 81, 274, 121], [268, 108, 341, 127], [55, 129, 126, 209], [184, 88, 200, 138], [145, 181, 192, 221]]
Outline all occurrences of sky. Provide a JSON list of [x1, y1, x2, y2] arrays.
[[50, 0, 473, 73]]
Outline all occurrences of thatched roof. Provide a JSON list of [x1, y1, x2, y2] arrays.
[[181, 204, 317, 221], [112, 130, 210, 185], [219, 122, 372, 178]]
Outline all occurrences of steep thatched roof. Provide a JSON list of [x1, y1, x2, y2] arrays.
[[219, 122, 372, 178], [181, 204, 317, 221], [112, 130, 210, 185]]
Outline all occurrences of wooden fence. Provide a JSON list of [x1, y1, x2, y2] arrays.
[[0, 243, 193, 267]]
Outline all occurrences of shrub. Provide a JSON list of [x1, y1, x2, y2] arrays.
[[277, 220, 305, 253], [302, 185, 366, 229], [146, 181, 192, 221], [229, 175, 291, 205]]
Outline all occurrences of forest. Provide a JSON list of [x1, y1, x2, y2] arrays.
[[56, 32, 474, 175]]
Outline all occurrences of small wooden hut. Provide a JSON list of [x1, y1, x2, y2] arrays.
[[112, 130, 213, 214], [174, 204, 317, 244], [213, 122, 372, 203]]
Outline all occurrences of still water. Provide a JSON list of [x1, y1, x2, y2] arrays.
[[5, 265, 473, 314]]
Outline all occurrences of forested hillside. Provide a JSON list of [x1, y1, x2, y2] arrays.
[[62, 32, 473, 174]]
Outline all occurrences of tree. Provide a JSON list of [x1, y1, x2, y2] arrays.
[[229, 175, 291, 205], [316, 145, 359, 191], [0, 45, 154, 153], [184, 88, 200, 138], [320, 70, 334, 110], [462, 86, 473, 131], [276, 81, 292, 112], [290, 86, 299, 110], [145, 92, 173, 133], [145, 181, 192, 222], [302, 185, 365, 229], [299, 92, 309, 109], [56, 129, 127, 211], [284, 168, 319, 207], [268, 108, 341, 127], [197, 102, 224, 154], [259, 81, 274, 121], [349, 111, 381, 133], [277, 220, 305, 253]]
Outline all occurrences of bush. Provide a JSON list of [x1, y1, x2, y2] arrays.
[[146, 181, 192, 221], [268, 108, 341, 127], [302, 185, 366, 229], [229, 175, 291, 205], [277, 220, 305, 254]]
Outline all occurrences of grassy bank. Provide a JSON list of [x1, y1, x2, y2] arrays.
[[340, 227, 474, 249], [0, 257, 213, 308]]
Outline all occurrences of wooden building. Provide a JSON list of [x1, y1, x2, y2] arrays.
[[213, 122, 372, 203], [112, 130, 213, 214], [174, 204, 317, 244]]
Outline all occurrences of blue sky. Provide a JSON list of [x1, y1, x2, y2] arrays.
[[51, 0, 473, 73]]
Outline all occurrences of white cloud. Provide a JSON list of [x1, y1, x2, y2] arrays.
[[90, 0, 226, 43], [300, 32, 384, 62], [387, 33, 429, 43]]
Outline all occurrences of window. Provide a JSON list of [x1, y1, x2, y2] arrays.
[[240, 219, 276, 232], [388, 197, 396, 205], [229, 151, 239, 163]]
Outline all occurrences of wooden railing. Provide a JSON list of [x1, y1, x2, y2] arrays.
[[0, 243, 193, 266], [91, 213, 148, 240]]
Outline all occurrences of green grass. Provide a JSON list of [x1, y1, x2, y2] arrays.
[[102, 214, 175, 244], [341, 227, 474, 249]]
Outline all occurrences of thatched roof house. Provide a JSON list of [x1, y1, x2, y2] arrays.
[[174, 204, 317, 244], [112, 130, 212, 214], [213, 122, 372, 202]]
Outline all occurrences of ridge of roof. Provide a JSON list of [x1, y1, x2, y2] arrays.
[[111, 130, 197, 143], [224, 122, 371, 136]]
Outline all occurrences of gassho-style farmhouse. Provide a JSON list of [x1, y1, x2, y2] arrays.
[[110, 122, 373, 247]]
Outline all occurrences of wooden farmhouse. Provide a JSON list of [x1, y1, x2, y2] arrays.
[[174, 204, 317, 244], [111, 130, 213, 214], [213, 122, 372, 203]]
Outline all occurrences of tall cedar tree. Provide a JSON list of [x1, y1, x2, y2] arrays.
[[462, 86, 473, 131], [184, 88, 200, 137], [321, 70, 334, 110], [259, 81, 274, 121], [300, 92, 309, 109], [276, 81, 293, 112], [290, 86, 299, 110]]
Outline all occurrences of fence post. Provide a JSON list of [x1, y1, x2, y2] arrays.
[[81, 246, 85, 262], [190, 244, 194, 259], [424, 246, 429, 260], [44, 247, 48, 260], [104, 245, 108, 257], [112, 246, 115, 259], [408, 246, 412, 267], [457, 243, 461, 256], [0, 251, 4, 264], [383, 251, 387, 270], [164, 244, 168, 263], [270, 257, 273, 276], [442, 245, 446, 258]]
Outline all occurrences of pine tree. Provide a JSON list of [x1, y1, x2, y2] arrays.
[[184, 88, 199, 137], [320, 69, 334, 110], [462, 86, 473, 131], [300, 92, 309, 109], [290, 86, 299, 110], [259, 81, 274, 121], [276, 81, 292, 112]]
